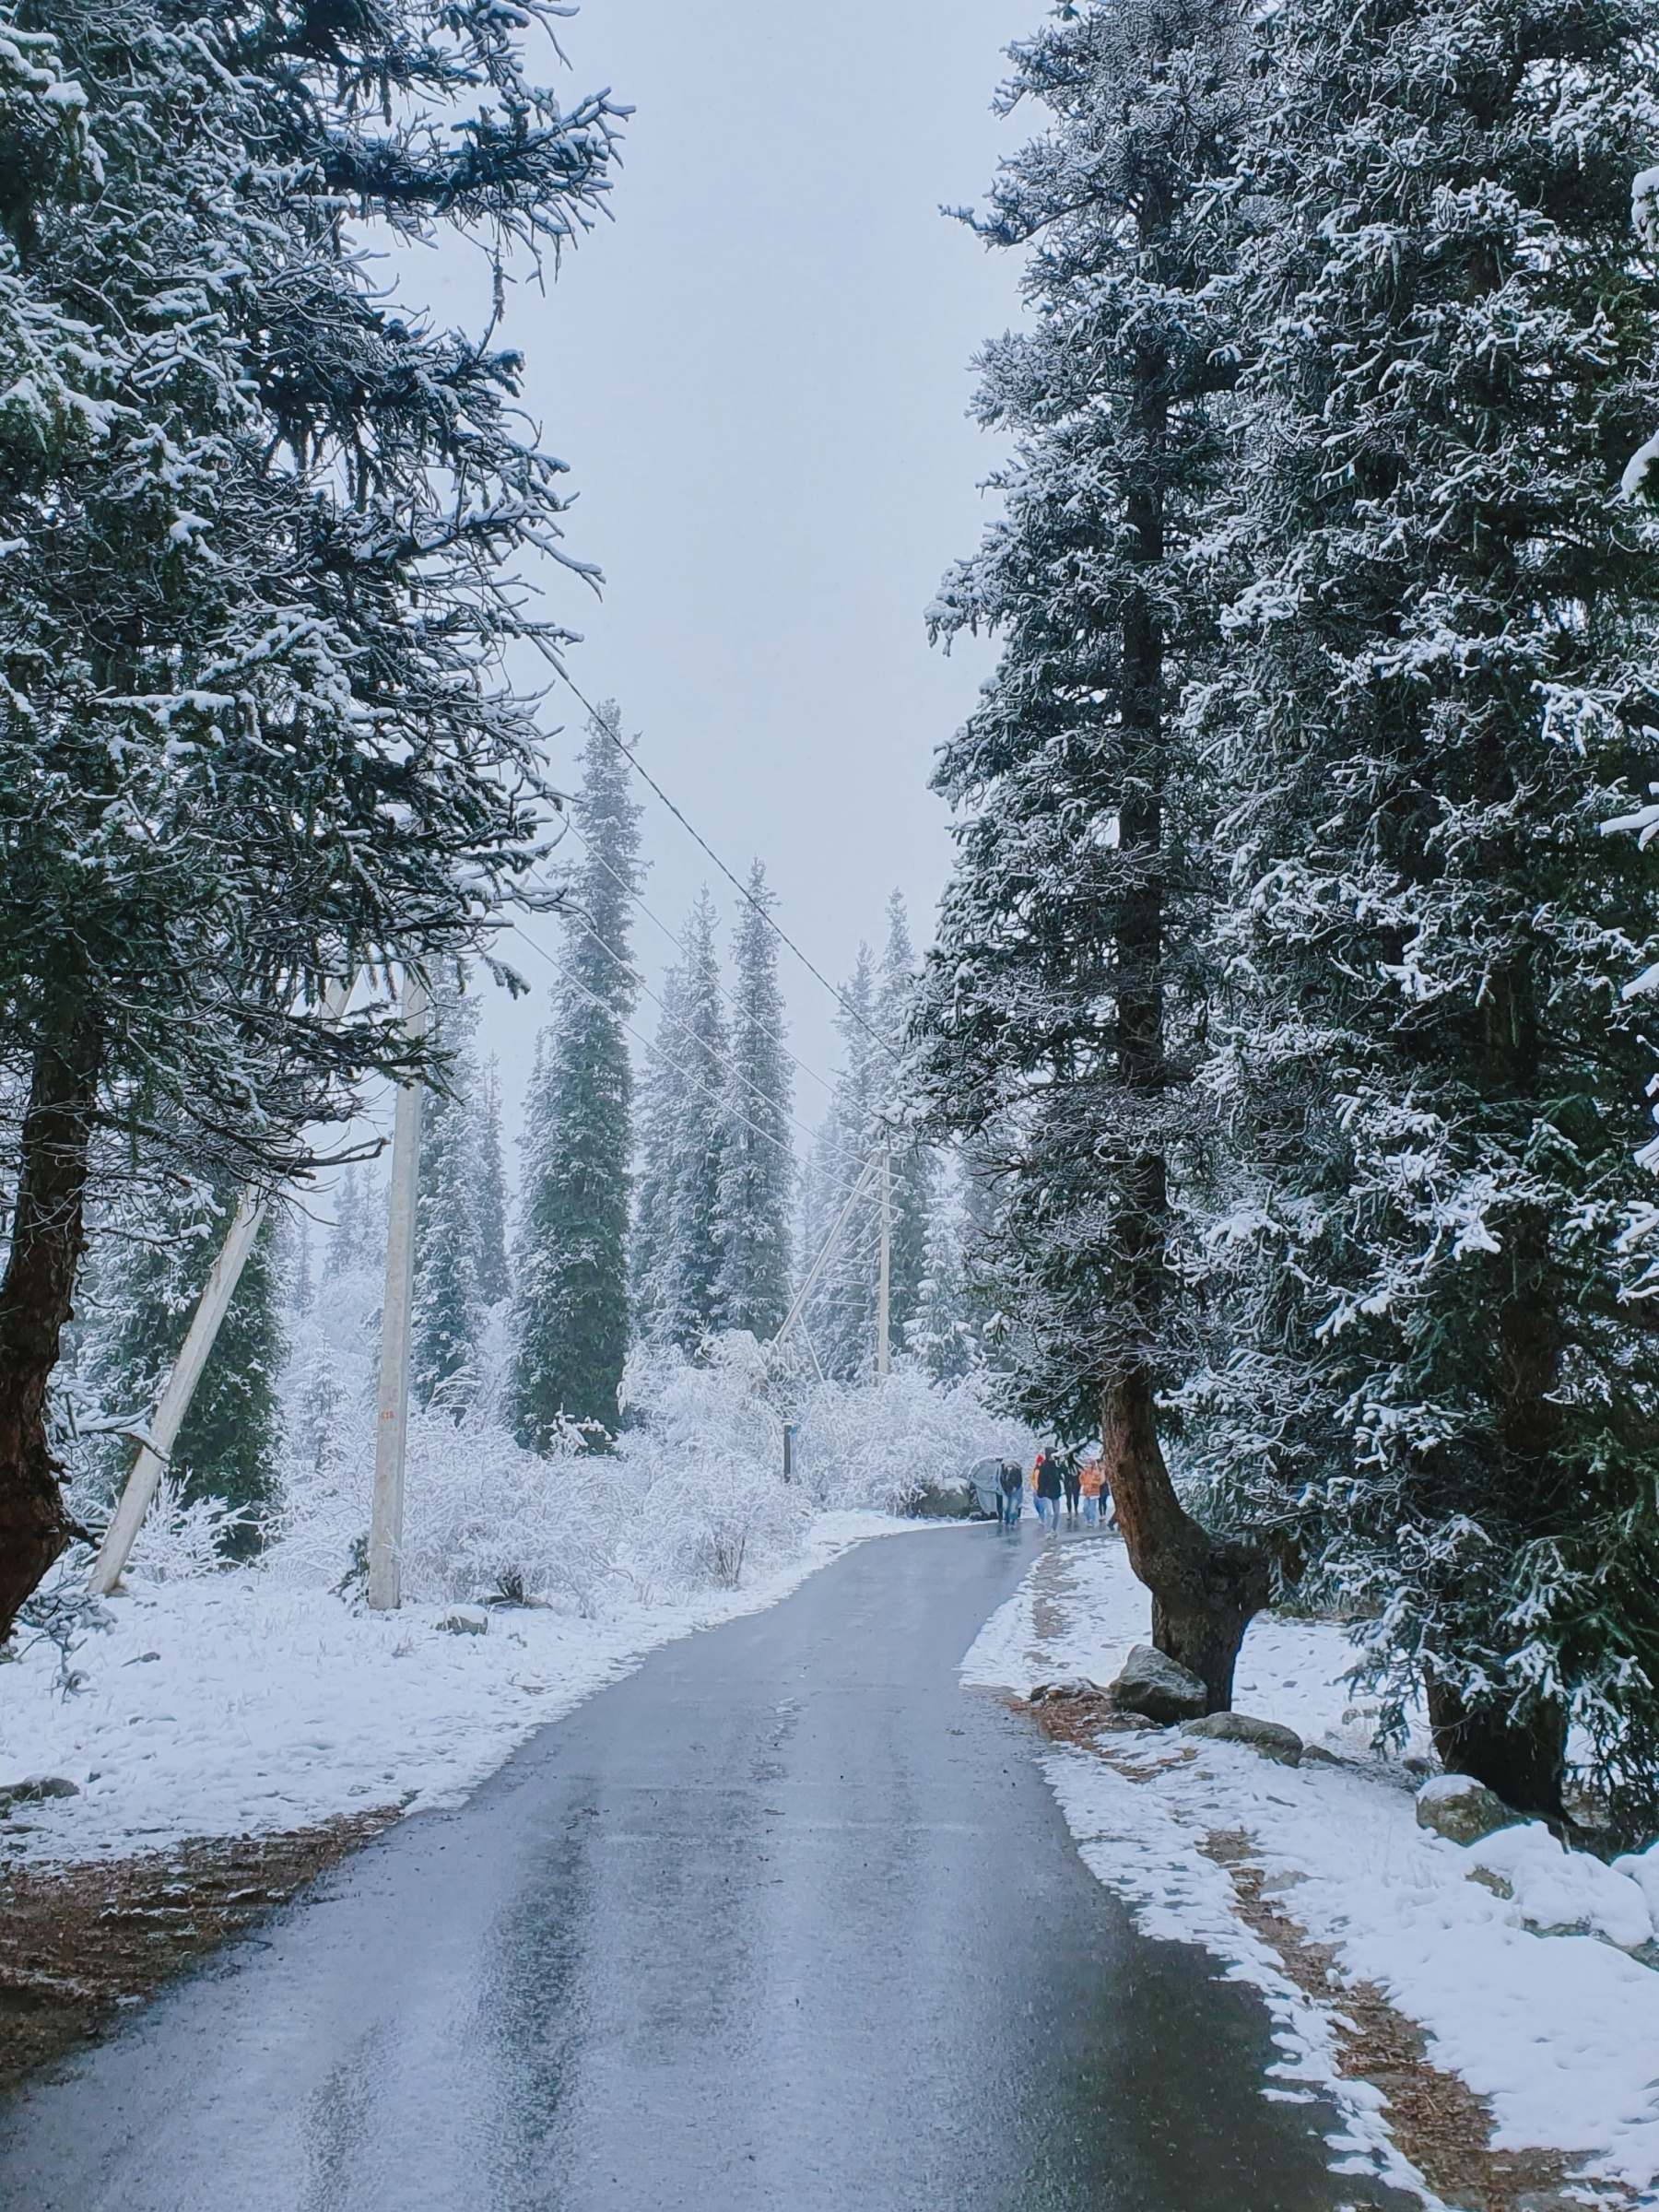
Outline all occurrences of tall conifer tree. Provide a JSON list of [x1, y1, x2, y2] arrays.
[[412, 973, 488, 1412], [714, 865, 794, 1337], [507, 708, 641, 1445], [653, 893, 730, 1350], [1197, 0, 1659, 1822], [917, 0, 1263, 1703]]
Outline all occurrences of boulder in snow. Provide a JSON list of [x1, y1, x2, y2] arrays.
[[1414, 1773, 1520, 1846], [0, 1775, 80, 1814], [1105, 1645, 1207, 1726], [1028, 1679, 1107, 1706], [435, 1610, 488, 1637], [1469, 1823, 1654, 1953], [1181, 1712, 1303, 1766]]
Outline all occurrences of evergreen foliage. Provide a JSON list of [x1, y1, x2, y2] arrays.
[[412, 973, 489, 1413], [0, 0, 624, 1625], [919, 0, 1249, 1441], [654, 893, 731, 1351], [713, 865, 794, 1337], [508, 708, 641, 1445], [1188, 0, 1659, 1824]]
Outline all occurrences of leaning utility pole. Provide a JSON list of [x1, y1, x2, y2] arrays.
[[88, 1191, 267, 1596], [367, 971, 429, 1612], [876, 1145, 891, 1378], [88, 984, 359, 1595]]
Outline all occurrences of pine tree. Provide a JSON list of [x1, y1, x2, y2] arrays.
[[508, 708, 641, 1446], [85, 1182, 286, 1558], [631, 963, 686, 1342], [412, 973, 488, 1412], [1197, 0, 1659, 1822], [806, 946, 886, 1377], [713, 865, 794, 1337], [0, 0, 624, 1630], [476, 1058, 512, 1307], [918, 0, 1262, 1703], [875, 894, 934, 1351], [654, 893, 731, 1350]]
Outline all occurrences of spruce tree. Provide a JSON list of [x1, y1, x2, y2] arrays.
[[508, 708, 641, 1446], [714, 865, 794, 1337], [918, 0, 1263, 1701], [654, 893, 731, 1350], [412, 973, 488, 1412], [806, 945, 886, 1377], [876, 894, 934, 1350], [1201, 0, 1659, 1821], [476, 1058, 512, 1307], [631, 962, 686, 1342], [0, 0, 623, 1630]]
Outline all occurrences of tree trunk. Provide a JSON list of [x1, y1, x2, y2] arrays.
[[0, 1009, 99, 1641], [1102, 1369, 1270, 1712], [1425, 1679, 1566, 1821]]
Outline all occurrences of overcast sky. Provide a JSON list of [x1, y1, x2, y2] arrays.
[[391, 0, 1041, 1165]]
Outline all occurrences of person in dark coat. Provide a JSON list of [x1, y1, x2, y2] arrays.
[[1032, 1450, 1065, 1533], [1062, 1457, 1082, 1523]]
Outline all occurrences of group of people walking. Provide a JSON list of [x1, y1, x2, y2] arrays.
[[994, 1449, 1108, 1534]]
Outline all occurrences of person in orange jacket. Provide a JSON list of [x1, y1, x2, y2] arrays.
[[1077, 1453, 1106, 1528]]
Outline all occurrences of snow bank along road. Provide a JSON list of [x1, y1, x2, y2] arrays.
[[0, 1525, 1392, 2212]]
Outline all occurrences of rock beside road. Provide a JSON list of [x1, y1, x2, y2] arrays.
[[1414, 1773, 1521, 1846], [1180, 1712, 1303, 1766], [1106, 1645, 1208, 1726], [0, 1778, 79, 1817]]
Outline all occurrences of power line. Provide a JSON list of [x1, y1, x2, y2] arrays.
[[515, 629, 903, 1068], [559, 813, 836, 1100]]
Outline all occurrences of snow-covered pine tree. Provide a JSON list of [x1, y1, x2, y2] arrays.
[[918, 0, 1262, 1701], [805, 946, 886, 1377], [508, 708, 641, 1446], [476, 1058, 512, 1307], [1200, 0, 1659, 1823], [631, 962, 686, 1342], [875, 893, 934, 1350], [412, 972, 488, 1412], [84, 1181, 286, 1557], [324, 1167, 379, 1284], [0, 0, 624, 1632], [653, 893, 731, 1351], [713, 865, 794, 1338]]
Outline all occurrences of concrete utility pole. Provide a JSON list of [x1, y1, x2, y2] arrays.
[[368, 971, 429, 1612], [89, 1191, 267, 1596], [774, 1153, 878, 1354], [876, 1146, 891, 1379]]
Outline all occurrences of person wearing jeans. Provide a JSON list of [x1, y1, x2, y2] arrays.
[[1032, 1450, 1065, 1533], [1078, 1453, 1104, 1527]]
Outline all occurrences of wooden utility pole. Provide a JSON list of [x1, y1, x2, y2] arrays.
[[876, 1145, 891, 1378], [368, 971, 429, 1612], [89, 1191, 267, 1596]]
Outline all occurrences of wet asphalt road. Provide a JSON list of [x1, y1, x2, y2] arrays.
[[0, 1525, 1382, 2212]]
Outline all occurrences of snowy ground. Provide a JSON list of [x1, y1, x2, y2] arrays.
[[963, 1533, 1659, 2209], [0, 1512, 913, 1867]]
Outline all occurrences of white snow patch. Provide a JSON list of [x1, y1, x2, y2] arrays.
[[962, 1535, 1659, 2204], [0, 1512, 913, 1865]]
